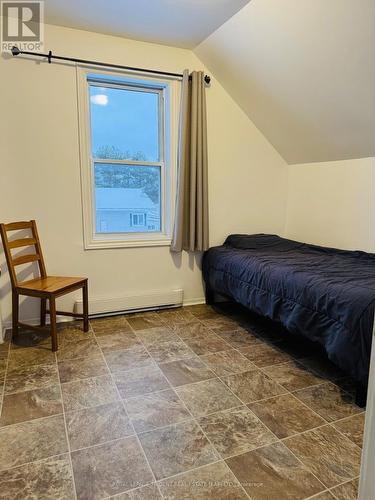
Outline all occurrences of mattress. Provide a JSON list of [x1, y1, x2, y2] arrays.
[[202, 234, 375, 385]]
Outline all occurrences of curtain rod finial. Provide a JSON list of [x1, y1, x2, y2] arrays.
[[11, 46, 20, 56], [204, 75, 211, 84]]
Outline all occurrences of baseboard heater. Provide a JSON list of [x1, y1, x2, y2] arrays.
[[74, 289, 184, 317]]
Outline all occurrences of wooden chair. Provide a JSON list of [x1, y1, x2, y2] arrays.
[[0, 220, 89, 351]]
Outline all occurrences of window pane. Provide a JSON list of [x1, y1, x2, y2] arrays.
[[89, 85, 159, 162], [94, 163, 161, 234]]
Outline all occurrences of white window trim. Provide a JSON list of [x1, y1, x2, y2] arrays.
[[76, 65, 180, 249]]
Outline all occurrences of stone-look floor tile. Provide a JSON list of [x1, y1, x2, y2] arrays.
[[104, 345, 156, 373], [96, 332, 141, 353], [5, 363, 59, 394], [332, 413, 365, 447], [299, 356, 346, 381], [263, 360, 324, 391], [201, 317, 240, 332], [57, 323, 94, 344], [58, 353, 109, 383], [243, 322, 286, 344], [56, 320, 87, 331], [66, 402, 133, 450], [200, 349, 256, 377], [0, 414, 68, 470], [199, 406, 276, 458], [0, 339, 10, 360], [217, 328, 261, 348], [7, 346, 55, 370], [11, 329, 52, 349], [0, 454, 75, 499], [71, 436, 154, 499], [159, 357, 215, 387], [158, 461, 248, 499], [135, 327, 177, 346], [147, 339, 195, 364], [127, 314, 164, 331], [248, 393, 325, 438], [91, 315, 132, 336], [183, 333, 230, 355], [56, 338, 101, 361], [0, 384, 62, 426], [222, 370, 286, 404], [335, 377, 357, 396], [176, 378, 242, 417], [312, 492, 335, 499], [239, 343, 291, 368], [274, 337, 324, 360], [157, 308, 196, 324], [113, 483, 162, 499], [139, 420, 219, 480], [114, 365, 170, 399], [0, 359, 7, 378], [184, 304, 216, 319], [284, 425, 362, 488], [169, 321, 210, 339], [61, 375, 119, 412], [330, 478, 359, 500], [125, 389, 191, 433], [226, 441, 324, 499], [293, 382, 362, 422]]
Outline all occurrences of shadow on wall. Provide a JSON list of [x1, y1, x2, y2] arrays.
[[170, 250, 203, 272], [0, 237, 41, 326]]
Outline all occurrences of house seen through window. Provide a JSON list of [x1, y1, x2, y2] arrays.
[[88, 75, 167, 237]]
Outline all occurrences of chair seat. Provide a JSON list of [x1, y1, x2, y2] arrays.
[[17, 276, 87, 294]]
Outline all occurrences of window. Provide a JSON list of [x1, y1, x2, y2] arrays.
[[78, 68, 178, 249], [131, 213, 145, 227]]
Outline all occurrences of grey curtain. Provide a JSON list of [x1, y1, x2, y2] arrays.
[[171, 70, 209, 252]]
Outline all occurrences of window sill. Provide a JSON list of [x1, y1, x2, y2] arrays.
[[84, 238, 172, 250]]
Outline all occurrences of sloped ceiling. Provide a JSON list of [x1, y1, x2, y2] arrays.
[[195, 0, 375, 164], [44, 0, 250, 49]]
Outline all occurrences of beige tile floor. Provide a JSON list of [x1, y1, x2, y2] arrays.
[[0, 303, 364, 499]]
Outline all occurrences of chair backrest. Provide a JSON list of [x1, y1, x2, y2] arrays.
[[0, 220, 47, 289]]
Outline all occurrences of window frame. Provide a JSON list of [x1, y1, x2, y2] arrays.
[[77, 66, 179, 249]]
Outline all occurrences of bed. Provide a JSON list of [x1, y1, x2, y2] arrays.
[[202, 234, 375, 404]]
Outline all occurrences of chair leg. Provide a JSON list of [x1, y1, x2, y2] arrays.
[[12, 291, 19, 340], [40, 298, 47, 327], [82, 281, 89, 332], [49, 296, 58, 352]]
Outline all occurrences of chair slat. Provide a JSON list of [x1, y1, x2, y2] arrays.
[[12, 253, 40, 266], [4, 221, 33, 231], [8, 237, 37, 249]]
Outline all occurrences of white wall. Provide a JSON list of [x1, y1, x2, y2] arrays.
[[0, 24, 288, 327], [285, 157, 375, 252], [195, 0, 375, 164]]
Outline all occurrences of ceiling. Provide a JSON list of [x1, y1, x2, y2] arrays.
[[44, 0, 251, 49], [196, 0, 375, 164]]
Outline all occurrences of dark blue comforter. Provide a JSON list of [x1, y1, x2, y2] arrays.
[[202, 234, 375, 384]]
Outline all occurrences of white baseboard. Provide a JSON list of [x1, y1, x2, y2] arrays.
[[75, 289, 184, 316], [0, 294, 206, 342], [182, 297, 206, 306]]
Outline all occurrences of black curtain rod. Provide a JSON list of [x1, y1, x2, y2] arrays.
[[10, 46, 211, 84]]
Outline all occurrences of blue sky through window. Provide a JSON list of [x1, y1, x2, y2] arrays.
[[89, 85, 159, 161]]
